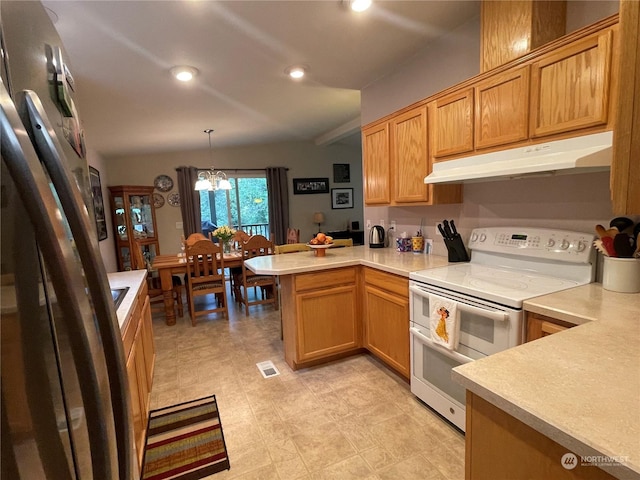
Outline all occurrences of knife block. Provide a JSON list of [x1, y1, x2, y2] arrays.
[[444, 236, 470, 262]]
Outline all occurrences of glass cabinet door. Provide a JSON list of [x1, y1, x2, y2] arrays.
[[128, 194, 155, 239], [113, 195, 128, 241]]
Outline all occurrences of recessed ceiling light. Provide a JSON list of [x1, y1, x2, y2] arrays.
[[350, 0, 372, 12], [170, 65, 199, 82], [285, 66, 307, 80]]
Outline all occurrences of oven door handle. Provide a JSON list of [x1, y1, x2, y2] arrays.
[[409, 285, 509, 322], [410, 326, 475, 364]]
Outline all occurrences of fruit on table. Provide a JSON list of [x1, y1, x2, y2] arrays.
[[309, 233, 333, 245]]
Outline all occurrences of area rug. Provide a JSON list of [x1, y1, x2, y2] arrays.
[[141, 395, 230, 480]]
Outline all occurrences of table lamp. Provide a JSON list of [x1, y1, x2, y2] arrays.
[[313, 212, 325, 233]]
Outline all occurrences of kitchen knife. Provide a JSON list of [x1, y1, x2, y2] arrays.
[[437, 223, 447, 239], [450, 219, 458, 236], [443, 220, 454, 239]]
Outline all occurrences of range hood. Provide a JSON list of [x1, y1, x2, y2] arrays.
[[424, 131, 613, 184]]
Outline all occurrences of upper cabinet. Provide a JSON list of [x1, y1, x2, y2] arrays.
[[391, 106, 429, 203], [429, 88, 474, 159], [362, 123, 391, 205], [530, 29, 614, 138], [475, 66, 530, 150], [481, 0, 566, 72], [362, 106, 462, 207]]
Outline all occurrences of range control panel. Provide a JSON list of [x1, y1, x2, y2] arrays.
[[468, 227, 595, 262]]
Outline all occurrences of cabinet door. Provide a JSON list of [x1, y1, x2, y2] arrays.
[[429, 88, 474, 159], [140, 296, 155, 392], [530, 29, 613, 138], [526, 312, 573, 342], [295, 284, 359, 362], [364, 285, 410, 378], [362, 123, 391, 205], [475, 66, 530, 149], [391, 106, 429, 203], [126, 340, 144, 469]]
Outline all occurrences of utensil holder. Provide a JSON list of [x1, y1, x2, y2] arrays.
[[444, 235, 470, 262], [602, 257, 640, 293]]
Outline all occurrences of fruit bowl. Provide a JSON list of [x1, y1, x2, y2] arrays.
[[307, 243, 334, 257]]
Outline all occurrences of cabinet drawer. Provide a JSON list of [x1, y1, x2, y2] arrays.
[[363, 267, 408, 297], [526, 312, 575, 342], [295, 267, 356, 292]]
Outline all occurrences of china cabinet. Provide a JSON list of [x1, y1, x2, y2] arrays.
[[108, 186, 159, 271]]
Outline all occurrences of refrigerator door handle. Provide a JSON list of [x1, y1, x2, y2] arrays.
[[1, 80, 121, 479], [20, 89, 135, 479]]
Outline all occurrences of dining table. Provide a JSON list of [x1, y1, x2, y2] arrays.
[[152, 252, 244, 325]]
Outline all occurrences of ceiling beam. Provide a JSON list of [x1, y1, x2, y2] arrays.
[[314, 117, 361, 146]]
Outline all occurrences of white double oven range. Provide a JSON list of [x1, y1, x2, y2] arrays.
[[408, 227, 596, 431]]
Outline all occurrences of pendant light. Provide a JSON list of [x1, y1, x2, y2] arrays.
[[194, 129, 232, 191]]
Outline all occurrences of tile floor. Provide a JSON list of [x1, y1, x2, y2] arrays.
[[149, 288, 465, 480]]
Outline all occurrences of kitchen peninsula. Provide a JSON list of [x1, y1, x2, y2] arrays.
[[245, 246, 450, 375]]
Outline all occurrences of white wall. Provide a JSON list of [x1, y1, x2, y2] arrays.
[[105, 141, 363, 255], [361, 1, 622, 255], [86, 149, 118, 272]]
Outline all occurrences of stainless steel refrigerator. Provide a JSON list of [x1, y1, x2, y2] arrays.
[[1, 1, 136, 478]]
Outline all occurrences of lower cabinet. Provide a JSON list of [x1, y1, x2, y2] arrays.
[[281, 267, 361, 369], [526, 311, 575, 342], [466, 392, 616, 479], [363, 268, 410, 378], [123, 285, 155, 471]]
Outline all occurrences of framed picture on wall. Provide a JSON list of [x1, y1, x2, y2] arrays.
[[293, 177, 330, 194], [333, 163, 350, 183], [331, 188, 354, 209], [89, 166, 108, 241]]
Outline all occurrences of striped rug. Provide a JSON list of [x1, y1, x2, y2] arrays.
[[141, 395, 230, 480]]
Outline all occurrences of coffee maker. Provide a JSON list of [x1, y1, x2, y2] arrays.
[[369, 225, 386, 248]]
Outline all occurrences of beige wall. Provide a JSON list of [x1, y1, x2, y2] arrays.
[[105, 141, 363, 256], [360, 1, 624, 255]]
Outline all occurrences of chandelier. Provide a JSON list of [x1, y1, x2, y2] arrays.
[[194, 129, 232, 191]]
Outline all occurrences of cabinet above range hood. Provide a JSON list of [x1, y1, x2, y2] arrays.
[[424, 131, 613, 184]]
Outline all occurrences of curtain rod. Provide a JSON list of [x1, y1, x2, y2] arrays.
[[197, 167, 289, 172]]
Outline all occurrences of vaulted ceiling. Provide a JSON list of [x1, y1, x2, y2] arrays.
[[44, 1, 479, 157]]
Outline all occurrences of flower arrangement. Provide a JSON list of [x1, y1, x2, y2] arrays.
[[212, 225, 236, 243]]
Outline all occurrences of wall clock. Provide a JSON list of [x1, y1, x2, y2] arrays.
[[167, 192, 181, 207], [154, 174, 174, 192], [153, 193, 165, 208]]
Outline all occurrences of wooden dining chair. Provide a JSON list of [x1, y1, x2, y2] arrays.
[[184, 239, 228, 325], [331, 238, 354, 248], [286, 228, 300, 244], [274, 243, 311, 254], [185, 232, 209, 247], [132, 240, 184, 318], [239, 235, 278, 316]]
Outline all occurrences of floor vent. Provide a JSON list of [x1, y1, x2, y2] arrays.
[[256, 360, 280, 379]]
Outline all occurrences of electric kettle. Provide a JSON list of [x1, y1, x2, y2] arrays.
[[369, 225, 386, 248]]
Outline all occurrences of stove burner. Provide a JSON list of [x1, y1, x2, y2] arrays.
[[469, 276, 528, 291]]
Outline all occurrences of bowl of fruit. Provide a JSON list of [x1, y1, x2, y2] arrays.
[[307, 233, 334, 257]]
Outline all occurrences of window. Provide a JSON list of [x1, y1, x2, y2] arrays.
[[199, 173, 270, 238]]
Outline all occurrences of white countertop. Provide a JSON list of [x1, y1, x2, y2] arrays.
[[244, 245, 451, 277], [453, 284, 640, 479], [108, 270, 146, 331]]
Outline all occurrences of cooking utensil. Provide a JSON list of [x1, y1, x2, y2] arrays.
[[601, 236, 616, 257], [595, 224, 618, 239], [593, 239, 608, 256], [613, 233, 634, 258], [450, 219, 458, 235], [609, 217, 634, 233], [437, 223, 447, 239]]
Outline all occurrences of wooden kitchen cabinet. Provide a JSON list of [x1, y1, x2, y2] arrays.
[[530, 28, 615, 138], [526, 311, 575, 342], [122, 282, 155, 470], [362, 122, 391, 205], [429, 88, 474, 159], [391, 106, 429, 203], [466, 392, 617, 480], [108, 186, 160, 272], [363, 268, 410, 379], [281, 267, 361, 369], [474, 66, 530, 150]]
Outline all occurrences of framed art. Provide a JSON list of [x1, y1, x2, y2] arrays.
[[331, 188, 354, 209], [293, 177, 329, 195], [89, 167, 108, 241], [333, 163, 350, 183]]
